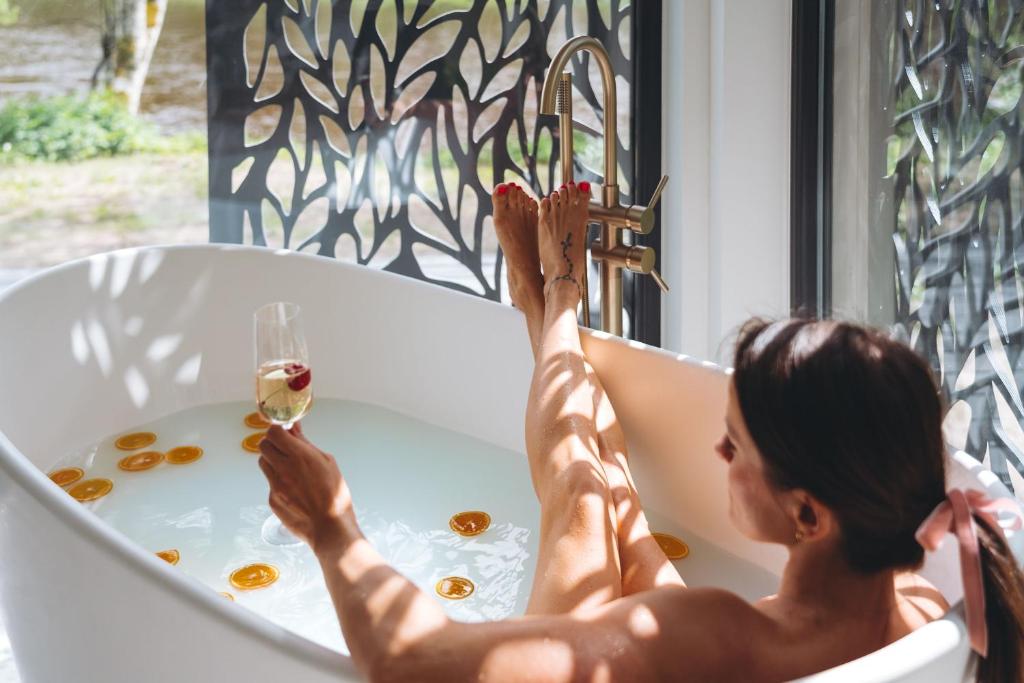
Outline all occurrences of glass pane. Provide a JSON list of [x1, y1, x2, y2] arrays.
[[206, 0, 634, 326], [833, 0, 1024, 497], [0, 0, 208, 281]]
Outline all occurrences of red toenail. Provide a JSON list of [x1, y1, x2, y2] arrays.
[[579, 181, 591, 193], [560, 184, 567, 190], [569, 181, 576, 185], [497, 184, 508, 195]]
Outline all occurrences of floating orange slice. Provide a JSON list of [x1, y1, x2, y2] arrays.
[[68, 478, 113, 502], [115, 432, 157, 451], [652, 532, 689, 560], [449, 511, 491, 537], [244, 412, 272, 429], [435, 576, 474, 600], [241, 432, 266, 453], [229, 563, 279, 590], [118, 451, 164, 472], [48, 467, 84, 488], [165, 446, 203, 465], [155, 549, 180, 565], [220, 592, 235, 601]]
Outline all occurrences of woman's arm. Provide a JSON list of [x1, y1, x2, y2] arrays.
[[258, 423, 624, 680], [313, 525, 664, 683], [258, 425, 761, 682], [258, 424, 447, 674]]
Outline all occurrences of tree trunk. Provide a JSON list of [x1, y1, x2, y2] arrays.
[[93, 0, 168, 114]]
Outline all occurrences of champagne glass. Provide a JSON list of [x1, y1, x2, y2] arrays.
[[254, 301, 313, 545]]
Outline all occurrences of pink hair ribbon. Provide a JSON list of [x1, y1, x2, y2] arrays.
[[914, 488, 1023, 657]]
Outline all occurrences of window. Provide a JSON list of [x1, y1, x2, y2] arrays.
[[820, 0, 1024, 496]]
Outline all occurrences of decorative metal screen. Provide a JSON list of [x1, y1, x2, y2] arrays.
[[882, 1, 1024, 495], [206, 0, 633, 304]]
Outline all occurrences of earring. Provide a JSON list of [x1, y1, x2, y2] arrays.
[[794, 530, 804, 543]]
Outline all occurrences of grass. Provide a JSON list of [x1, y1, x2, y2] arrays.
[[0, 152, 208, 268]]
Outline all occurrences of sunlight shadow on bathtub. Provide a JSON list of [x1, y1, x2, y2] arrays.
[[123, 366, 149, 408], [65, 249, 218, 417]]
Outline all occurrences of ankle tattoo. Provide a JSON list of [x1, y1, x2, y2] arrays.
[[549, 232, 582, 298]]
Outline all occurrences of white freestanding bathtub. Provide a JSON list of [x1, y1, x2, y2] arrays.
[[0, 245, 1020, 683]]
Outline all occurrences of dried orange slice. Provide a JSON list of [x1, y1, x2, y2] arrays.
[[229, 563, 279, 590], [241, 432, 266, 453], [244, 412, 272, 429], [220, 592, 235, 601], [155, 549, 180, 565], [652, 532, 689, 560], [115, 432, 157, 451], [68, 478, 113, 502], [449, 511, 491, 537], [165, 446, 203, 465], [435, 576, 474, 600], [118, 451, 164, 472], [49, 467, 84, 488]]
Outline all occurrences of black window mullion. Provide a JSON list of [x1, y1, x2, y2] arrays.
[[630, 0, 663, 346], [791, 0, 834, 319]]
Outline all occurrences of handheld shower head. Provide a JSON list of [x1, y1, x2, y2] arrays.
[[555, 73, 572, 115]]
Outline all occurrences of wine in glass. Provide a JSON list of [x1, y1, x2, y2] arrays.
[[254, 301, 312, 545]]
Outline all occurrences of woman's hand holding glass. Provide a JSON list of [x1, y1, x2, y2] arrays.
[[257, 422, 355, 555]]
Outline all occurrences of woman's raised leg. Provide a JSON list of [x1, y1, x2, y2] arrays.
[[492, 181, 681, 615], [494, 181, 621, 615]]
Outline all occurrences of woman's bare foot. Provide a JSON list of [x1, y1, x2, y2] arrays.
[[538, 182, 590, 303], [493, 183, 543, 316]]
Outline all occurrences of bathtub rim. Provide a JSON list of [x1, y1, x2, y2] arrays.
[[0, 242, 491, 312], [0, 242, 731, 375]]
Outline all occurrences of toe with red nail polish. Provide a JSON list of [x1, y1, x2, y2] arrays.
[[579, 181, 591, 193], [497, 184, 508, 195]]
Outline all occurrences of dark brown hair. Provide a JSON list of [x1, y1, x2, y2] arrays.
[[732, 318, 1024, 683]]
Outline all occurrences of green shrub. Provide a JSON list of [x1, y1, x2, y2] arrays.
[[0, 92, 205, 163], [0, 0, 19, 27]]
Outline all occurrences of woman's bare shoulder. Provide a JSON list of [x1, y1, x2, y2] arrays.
[[628, 586, 776, 681]]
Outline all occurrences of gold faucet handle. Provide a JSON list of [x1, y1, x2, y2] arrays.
[[587, 175, 669, 235], [650, 268, 669, 293], [636, 174, 669, 234], [623, 246, 670, 293]]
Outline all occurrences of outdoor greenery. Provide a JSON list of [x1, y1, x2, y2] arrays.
[[0, 92, 204, 163], [0, 0, 18, 26]]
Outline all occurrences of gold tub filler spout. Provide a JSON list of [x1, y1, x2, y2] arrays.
[[540, 36, 669, 337]]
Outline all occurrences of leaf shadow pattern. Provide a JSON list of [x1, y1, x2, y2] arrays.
[[207, 0, 634, 301]]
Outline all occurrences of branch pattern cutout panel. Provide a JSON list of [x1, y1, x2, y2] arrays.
[[208, 0, 633, 302]]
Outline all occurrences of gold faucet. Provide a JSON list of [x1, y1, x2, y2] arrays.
[[540, 36, 669, 337]]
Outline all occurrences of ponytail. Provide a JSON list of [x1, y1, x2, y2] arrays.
[[975, 512, 1024, 683]]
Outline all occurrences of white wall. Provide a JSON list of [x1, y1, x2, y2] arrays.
[[661, 0, 793, 364]]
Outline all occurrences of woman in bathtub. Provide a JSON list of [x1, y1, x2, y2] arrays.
[[257, 182, 1024, 682]]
